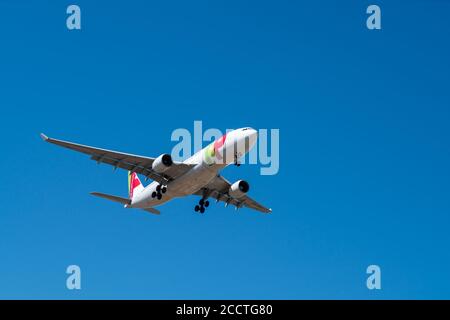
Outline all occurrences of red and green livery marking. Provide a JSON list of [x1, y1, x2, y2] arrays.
[[205, 133, 227, 165], [128, 172, 141, 199]]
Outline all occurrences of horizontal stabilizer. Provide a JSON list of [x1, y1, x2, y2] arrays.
[[143, 207, 161, 215], [90, 192, 131, 205]]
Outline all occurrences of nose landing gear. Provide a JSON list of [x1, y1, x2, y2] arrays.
[[194, 198, 210, 214], [234, 152, 241, 167]]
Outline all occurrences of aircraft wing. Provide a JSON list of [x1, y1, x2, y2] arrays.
[[195, 175, 272, 213], [40, 133, 194, 184]]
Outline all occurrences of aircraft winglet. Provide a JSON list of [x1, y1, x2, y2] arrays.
[[40, 133, 49, 141]]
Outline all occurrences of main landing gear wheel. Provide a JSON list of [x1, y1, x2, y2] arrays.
[[195, 198, 209, 213], [153, 184, 166, 200]]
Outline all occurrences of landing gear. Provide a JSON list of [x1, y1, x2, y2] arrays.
[[153, 184, 166, 200], [195, 198, 209, 213], [234, 153, 240, 167]]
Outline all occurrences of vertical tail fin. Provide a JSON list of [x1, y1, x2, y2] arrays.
[[128, 171, 144, 199]]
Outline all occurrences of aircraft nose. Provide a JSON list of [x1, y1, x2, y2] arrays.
[[249, 128, 257, 137], [246, 128, 258, 147]]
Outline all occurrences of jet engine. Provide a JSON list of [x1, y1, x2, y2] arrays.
[[152, 154, 173, 173], [229, 180, 250, 198]]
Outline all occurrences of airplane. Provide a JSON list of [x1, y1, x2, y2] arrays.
[[40, 127, 272, 215]]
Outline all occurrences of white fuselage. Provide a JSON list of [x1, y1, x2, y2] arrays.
[[129, 128, 257, 209]]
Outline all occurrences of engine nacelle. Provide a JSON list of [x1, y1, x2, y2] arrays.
[[152, 154, 173, 173], [229, 180, 250, 198]]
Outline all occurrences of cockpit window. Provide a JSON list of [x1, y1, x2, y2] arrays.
[[242, 128, 250, 131]]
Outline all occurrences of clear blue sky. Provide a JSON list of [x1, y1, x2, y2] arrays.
[[0, 1, 449, 299]]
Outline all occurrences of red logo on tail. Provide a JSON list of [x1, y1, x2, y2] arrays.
[[129, 173, 141, 199]]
